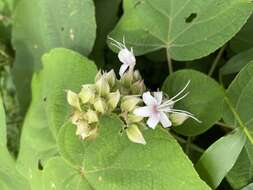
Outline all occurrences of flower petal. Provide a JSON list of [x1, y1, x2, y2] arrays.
[[133, 106, 153, 117], [147, 114, 160, 129], [143, 92, 158, 106], [119, 63, 129, 77], [160, 112, 172, 128], [118, 49, 135, 65], [154, 91, 163, 105]]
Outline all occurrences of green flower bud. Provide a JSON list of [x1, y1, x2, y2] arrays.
[[121, 95, 141, 112], [66, 90, 81, 110], [106, 70, 116, 88], [126, 124, 146, 145], [127, 113, 143, 123], [133, 70, 142, 81], [75, 120, 90, 140], [131, 80, 146, 94], [86, 109, 99, 124], [170, 113, 189, 126], [107, 90, 120, 110], [95, 77, 110, 97], [79, 84, 95, 104], [120, 70, 133, 87], [94, 98, 107, 114]]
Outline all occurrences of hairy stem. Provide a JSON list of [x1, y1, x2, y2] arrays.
[[166, 48, 173, 74]]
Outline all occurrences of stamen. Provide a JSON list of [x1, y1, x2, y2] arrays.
[[108, 37, 126, 49], [162, 92, 189, 106], [163, 80, 190, 105], [169, 109, 201, 123]]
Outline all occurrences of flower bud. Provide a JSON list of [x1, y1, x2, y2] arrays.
[[121, 95, 141, 112], [86, 109, 99, 124], [94, 98, 107, 114], [120, 70, 133, 87], [66, 90, 81, 110], [95, 77, 110, 97], [75, 120, 90, 140], [126, 124, 146, 145], [95, 70, 102, 82], [107, 90, 120, 110], [70, 110, 82, 125], [79, 84, 95, 104], [170, 113, 189, 126], [127, 113, 143, 123], [131, 80, 146, 94], [106, 70, 116, 88], [133, 70, 142, 81]]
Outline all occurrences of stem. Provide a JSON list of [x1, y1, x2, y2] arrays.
[[174, 135, 204, 153], [224, 96, 253, 144], [185, 136, 192, 155], [216, 121, 234, 129], [208, 44, 227, 76], [166, 48, 173, 74], [218, 70, 224, 88]]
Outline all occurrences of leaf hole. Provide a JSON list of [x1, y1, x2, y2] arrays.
[[185, 13, 197, 23], [38, 160, 43, 170], [43, 97, 47, 102], [61, 27, 64, 31], [134, 0, 144, 8]]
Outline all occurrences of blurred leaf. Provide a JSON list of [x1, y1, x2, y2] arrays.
[[41, 48, 97, 137], [227, 142, 253, 189], [230, 14, 253, 53], [220, 48, 253, 75], [162, 69, 224, 136], [109, 0, 253, 60], [57, 115, 210, 190], [12, 0, 96, 114], [195, 128, 246, 189], [0, 95, 30, 190]]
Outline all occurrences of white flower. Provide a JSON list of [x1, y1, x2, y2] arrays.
[[133, 81, 200, 129], [109, 37, 136, 77]]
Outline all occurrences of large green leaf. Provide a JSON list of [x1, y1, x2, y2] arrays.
[[0, 95, 30, 190], [241, 183, 253, 190], [17, 48, 97, 189], [109, 0, 253, 60], [41, 48, 97, 137], [195, 128, 246, 189], [12, 0, 96, 113], [162, 69, 224, 136], [57, 115, 210, 190]]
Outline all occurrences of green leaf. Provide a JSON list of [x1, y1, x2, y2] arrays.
[[220, 51, 253, 75], [223, 62, 253, 128], [230, 14, 253, 53], [241, 183, 253, 190], [0, 94, 7, 147], [41, 48, 97, 137], [195, 128, 246, 189], [109, 0, 253, 60], [12, 0, 96, 113], [162, 69, 224, 136], [227, 142, 253, 189], [57, 115, 210, 190], [222, 62, 253, 189]]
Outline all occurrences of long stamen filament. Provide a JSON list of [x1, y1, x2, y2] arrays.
[[163, 80, 190, 105], [108, 37, 126, 49], [161, 92, 189, 107]]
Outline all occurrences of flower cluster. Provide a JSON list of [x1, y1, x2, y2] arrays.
[[67, 38, 200, 145]]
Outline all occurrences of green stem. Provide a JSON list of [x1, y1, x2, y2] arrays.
[[224, 96, 253, 144], [166, 48, 173, 74], [174, 135, 204, 153], [185, 136, 192, 155], [216, 121, 234, 129], [208, 45, 227, 76]]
